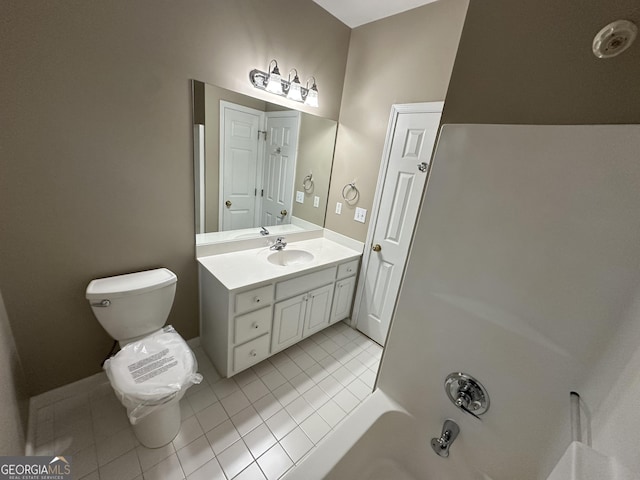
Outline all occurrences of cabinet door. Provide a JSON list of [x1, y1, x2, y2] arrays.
[[272, 293, 306, 353], [304, 284, 334, 336], [330, 276, 356, 324]]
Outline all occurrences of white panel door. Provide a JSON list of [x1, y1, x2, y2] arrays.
[[261, 112, 299, 226], [356, 109, 441, 345], [221, 102, 262, 231]]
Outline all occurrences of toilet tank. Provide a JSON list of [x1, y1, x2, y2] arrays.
[[86, 268, 177, 343]]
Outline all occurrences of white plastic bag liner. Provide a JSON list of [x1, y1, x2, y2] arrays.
[[104, 325, 203, 424]]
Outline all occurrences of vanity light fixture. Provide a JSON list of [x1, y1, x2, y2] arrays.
[[249, 59, 319, 107], [287, 69, 303, 102], [265, 59, 283, 94], [304, 77, 319, 108]]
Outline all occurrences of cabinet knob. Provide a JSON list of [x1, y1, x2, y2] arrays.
[[252, 323, 259, 329], [347, 268, 352, 273], [254, 297, 261, 303], [250, 350, 257, 357]]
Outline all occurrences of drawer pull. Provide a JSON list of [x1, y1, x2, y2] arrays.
[[250, 350, 257, 357]]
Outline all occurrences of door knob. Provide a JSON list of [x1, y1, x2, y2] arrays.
[[372, 244, 382, 252], [225, 200, 232, 208], [280, 209, 288, 216]]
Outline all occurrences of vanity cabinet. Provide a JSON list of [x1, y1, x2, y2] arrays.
[[331, 276, 356, 323], [199, 257, 359, 377], [272, 283, 335, 353]]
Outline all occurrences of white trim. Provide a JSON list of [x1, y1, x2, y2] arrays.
[[350, 102, 444, 330], [194, 124, 205, 234]]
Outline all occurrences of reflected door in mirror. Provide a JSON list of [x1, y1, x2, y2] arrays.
[[221, 102, 264, 230], [262, 111, 299, 226]]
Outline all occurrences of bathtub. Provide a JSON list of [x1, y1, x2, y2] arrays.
[[284, 390, 488, 480]]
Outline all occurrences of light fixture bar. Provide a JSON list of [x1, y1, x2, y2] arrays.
[[249, 61, 318, 107]]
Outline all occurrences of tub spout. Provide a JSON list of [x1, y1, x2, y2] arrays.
[[431, 419, 460, 458]]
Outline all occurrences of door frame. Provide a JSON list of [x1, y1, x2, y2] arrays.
[[350, 102, 444, 340], [218, 100, 266, 231]]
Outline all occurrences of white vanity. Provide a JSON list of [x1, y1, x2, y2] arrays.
[[198, 237, 361, 377]]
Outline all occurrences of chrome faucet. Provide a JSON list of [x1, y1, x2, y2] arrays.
[[270, 237, 287, 251], [260, 226, 269, 236], [431, 419, 460, 458]]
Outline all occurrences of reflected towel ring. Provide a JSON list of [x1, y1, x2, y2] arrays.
[[342, 182, 359, 203], [302, 173, 314, 191]]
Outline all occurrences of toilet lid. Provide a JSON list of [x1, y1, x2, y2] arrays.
[[107, 329, 196, 402]]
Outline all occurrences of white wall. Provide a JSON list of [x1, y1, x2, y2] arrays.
[[0, 287, 28, 455], [581, 283, 640, 473], [378, 125, 640, 479]]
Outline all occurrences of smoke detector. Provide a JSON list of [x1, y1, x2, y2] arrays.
[[592, 20, 637, 58]]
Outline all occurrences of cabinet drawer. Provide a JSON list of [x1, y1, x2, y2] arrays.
[[235, 284, 274, 314], [337, 259, 359, 279], [234, 307, 271, 344], [233, 334, 270, 373], [275, 267, 337, 301]]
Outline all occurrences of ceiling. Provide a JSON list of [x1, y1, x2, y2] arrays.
[[312, 0, 440, 28]]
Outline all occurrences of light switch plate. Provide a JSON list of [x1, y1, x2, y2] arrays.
[[335, 202, 342, 214], [354, 207, 367, 223], [296, 191, 304, 203], [313, 196, 320, 208]]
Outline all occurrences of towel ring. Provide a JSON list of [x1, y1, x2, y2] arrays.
[[302, 173, 314, 191], [342, 182, 359, 203]]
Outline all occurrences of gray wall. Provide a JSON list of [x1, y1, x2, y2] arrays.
[[442, 0, 640, 124], [291, 114, 337, 226], [0, 0, 350, 395], [0, 288, 28, 455], [325, 0, 470, 241]]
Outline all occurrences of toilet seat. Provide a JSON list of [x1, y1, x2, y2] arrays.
[[106, 328, 197, 404]]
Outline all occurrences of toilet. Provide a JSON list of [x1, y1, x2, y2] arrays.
[[86, 268, 202, 448]]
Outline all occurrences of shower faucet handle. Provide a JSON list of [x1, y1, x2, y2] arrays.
[[444, 372, 490, 419]]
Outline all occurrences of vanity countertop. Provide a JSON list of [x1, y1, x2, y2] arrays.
[[197, 237, 361, 291]]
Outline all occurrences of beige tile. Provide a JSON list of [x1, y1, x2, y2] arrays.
[[173, 415, 205, 451], [98, 450, 141, 480], [257, 443, 293, 480], [142, 453, 184, 480], [186, 458, 225, 480], [136, 441, 174, 472], [217, 440, 253, 479], [176, 435, 215, 477]]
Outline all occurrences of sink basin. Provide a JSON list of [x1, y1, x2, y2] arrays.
[[267, 249, 315, 266]]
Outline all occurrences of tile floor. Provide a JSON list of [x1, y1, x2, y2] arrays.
[[31, 321, 382, 480]]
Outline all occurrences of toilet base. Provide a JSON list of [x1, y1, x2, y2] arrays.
[[132, 400, 182, 448]]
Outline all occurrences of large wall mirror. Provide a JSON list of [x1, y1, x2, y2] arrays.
[[192, 80, 338, 245]]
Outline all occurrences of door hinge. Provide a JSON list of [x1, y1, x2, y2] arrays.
[[261, 189, 264, 197], [258, 130, 267, 140]]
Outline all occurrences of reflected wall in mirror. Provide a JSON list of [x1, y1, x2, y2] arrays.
[[192, 80, 337, 244]]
